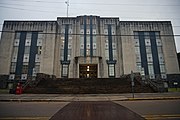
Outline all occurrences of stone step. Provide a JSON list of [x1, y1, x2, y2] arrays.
[[24, 77, 155, 94]]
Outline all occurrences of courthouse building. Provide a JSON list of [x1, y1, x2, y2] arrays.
[[0, 15, 179, 80]]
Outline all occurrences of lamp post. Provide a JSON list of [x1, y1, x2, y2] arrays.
[[65, 0, 69, 17], [131, 71, 135, 98]]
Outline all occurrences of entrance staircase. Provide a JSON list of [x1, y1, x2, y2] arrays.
[[24, 74, 155, 94]]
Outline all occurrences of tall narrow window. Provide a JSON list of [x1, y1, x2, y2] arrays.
[[109, 64, 115, 77], [60, 24, 71, 78], [10, 62, 16, 74], [62, 64, 68, 77]]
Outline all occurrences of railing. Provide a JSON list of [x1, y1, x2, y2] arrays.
[[141, 75, 167, 92], [132, 72, 168, 92]]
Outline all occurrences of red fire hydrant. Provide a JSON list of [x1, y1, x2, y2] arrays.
[[16, 83, 22, 95]]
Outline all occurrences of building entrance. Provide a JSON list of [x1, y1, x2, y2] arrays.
[[79, 64, 97, 78]]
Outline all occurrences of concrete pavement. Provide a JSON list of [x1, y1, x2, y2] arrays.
[[0, 92, 180, 102]]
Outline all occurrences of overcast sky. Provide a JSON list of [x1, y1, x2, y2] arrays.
[[0, 0, 180, 52]]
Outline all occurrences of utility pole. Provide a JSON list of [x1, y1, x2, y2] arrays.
[[131, 71, 135, 98], [65, 0, 69, 17]]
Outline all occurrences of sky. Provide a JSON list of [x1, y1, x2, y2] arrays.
[[0, 0, 180, 52]]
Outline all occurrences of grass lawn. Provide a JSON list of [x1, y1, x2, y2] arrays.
[[0, 89, 9, 94], [168, 88, 180, 92]]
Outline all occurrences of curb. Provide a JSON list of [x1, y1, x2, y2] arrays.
[[0, 99, 71, 102], [126, 97, 180, 101], [0, 97, 180, 102], [143, 114, 180, 120], [0, 117, 50, 120]]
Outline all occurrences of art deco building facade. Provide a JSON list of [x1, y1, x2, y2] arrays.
[[0, 15, 179, 80]]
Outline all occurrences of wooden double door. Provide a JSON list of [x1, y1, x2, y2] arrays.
[[79, 64, 97, 78]]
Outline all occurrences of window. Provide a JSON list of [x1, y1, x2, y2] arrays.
[[86, 49, 90, 56], [155, 32, 160, 39], [144, 32, 150, 39], [105, 43, 109, 49], [22, 65, 28, 74], [80, 25, 84, 29], [136, 63, 142, 71], [61, 29, 65, 34], [38, 33, 43, 40], [134, 32, 139, 39], [113, 50, 116, 59], [26, 32, 32, 39], [148, 64, 154, 75], [87, 36, 90, 44], [93, 35, 96, 56], [62, 64, 68, 77], [157, 47, 163, 53], [160, 64, 166, 73], [80, 35, 84, 44], [15, 32, 21, 39], [37, 46, 42, 55], [10, 62, 16, 74], [147, 54, 153, 62], [105, 50, 109, 60], [146, 47, 152, 54], [158, 54, 164, 64], [24, 46, 30, 54], [109, 64, 115, 77], [35, 63, 40, 73], [135, 47, 140, 54], [12, 46, 18, 56], [68, 49, 71, 60], [136, 54, 141, 62], [93, 25, 96, 29], [93, 49, 96, 55], [60, 49, 64, 60], [80, 49, 84, 56]]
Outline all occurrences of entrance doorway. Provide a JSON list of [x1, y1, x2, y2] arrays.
[[79, 64, 97, 78]]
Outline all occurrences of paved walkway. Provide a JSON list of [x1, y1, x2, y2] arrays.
[[0, 92, 180, 102], [50, 101, 145, 120]]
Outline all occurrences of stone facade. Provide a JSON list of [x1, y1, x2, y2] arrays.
[[0, 15, 179, 80]]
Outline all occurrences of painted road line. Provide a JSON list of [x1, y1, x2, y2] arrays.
[[143, 114, 180, 120], [0, 117, 50, 120]]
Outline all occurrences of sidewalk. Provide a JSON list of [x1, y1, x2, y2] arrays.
[[0, 92, 180, 102]]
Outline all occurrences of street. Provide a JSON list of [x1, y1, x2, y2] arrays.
[[116, 100, 180, 120], [0, 100, 180, 120], [0, 102, 69, 119]]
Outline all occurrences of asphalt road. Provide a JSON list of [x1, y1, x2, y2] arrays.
[[0, 100, 179, 120], [116, 100, 180, 120], [0, 102, 69, 119]]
